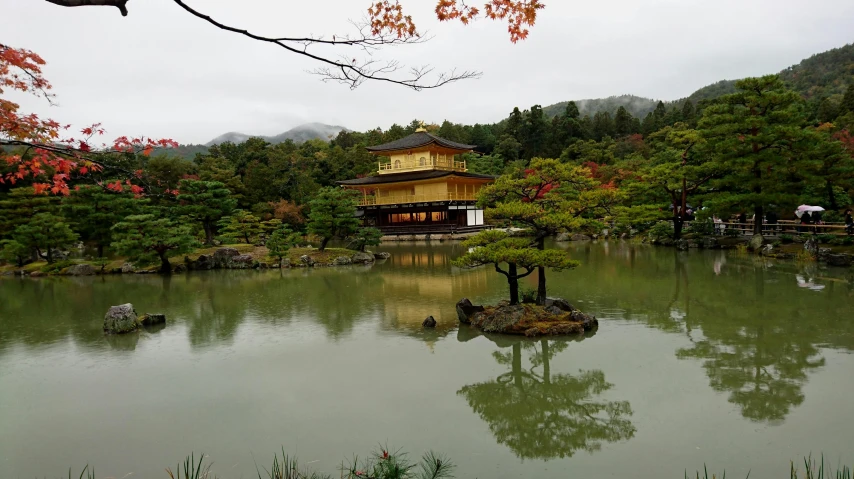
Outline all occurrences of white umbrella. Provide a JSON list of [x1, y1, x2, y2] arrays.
[[795, 205, 825, 218]]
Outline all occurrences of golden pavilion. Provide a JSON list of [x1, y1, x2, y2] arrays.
[[338, 128, 495, 234]]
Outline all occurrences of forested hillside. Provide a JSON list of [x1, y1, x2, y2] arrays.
[[542, 43, 854, 118]]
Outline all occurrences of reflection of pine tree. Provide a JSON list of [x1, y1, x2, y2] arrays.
[[677, 326, 825, 423], [457, 339, 635, 460]]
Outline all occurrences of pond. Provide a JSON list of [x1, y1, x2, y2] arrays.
[[1, 242, 853, 478]]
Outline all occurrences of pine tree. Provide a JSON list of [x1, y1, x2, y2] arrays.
[[641, 112, 656, 136], [815, 97, 839, 124], [218, 209, 264, 244], [111, 214, 197, 274], [699, 75, 817, 236], [564, 101, 581, 119], [614, 106, 634, 137], [521, 105, 547, 159], [505, 107, 524, 140], [306, 187, 361, 251], [0, 239, 30, 267], [682, 100, 696, 124], [592, 111, 615, 141], [177, 180, 237, 245], [13, 213, 79, 264], [453, 229, 577, 305], [478, 159, 620, 304], [62, 185, 140, 257], [349, 227, 383, 252], [265, 225, 300, 266], [652, 101, 667, 131], [0, 187, 60, 239], [493, 135, 522, 164]]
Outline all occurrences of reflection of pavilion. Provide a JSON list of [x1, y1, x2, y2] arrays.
[[380, 269, 492, 327]]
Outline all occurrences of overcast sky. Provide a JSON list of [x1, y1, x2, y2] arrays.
[[4, 0, 853, 144]]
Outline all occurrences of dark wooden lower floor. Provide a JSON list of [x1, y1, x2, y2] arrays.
[[357, 201, 487, 235]]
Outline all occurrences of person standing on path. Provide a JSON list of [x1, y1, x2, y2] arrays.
[[845, 209, 853, 236]]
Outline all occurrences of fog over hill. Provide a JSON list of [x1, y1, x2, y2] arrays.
[[205, 122, 348, 146]]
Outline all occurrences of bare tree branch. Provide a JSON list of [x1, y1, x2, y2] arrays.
[[171, 0, 481, 90], [44, 0, 128, 16], [41, 0, 482, 90]]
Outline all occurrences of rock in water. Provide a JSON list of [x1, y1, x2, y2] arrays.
[[300, 255, 315, 266], [351, 252, 375, 264], [455, 298, 484, 324], [422, 316, 437, 328], [555, 232, 571, 242], [570, 310, 598, 330], [121, 262, 136, 273], [826, 253, 853, 267], [748, 235, 764, 252], [373, 252, 391, 259], [104, 303, 140, 334], [333, 256, 352, 265], [140, 313, 166, 326], [67, 264, 96, 276], [571, 234, 592, 241]]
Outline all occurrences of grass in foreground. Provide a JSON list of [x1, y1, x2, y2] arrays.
[[64, 447, 454, 479], [687, 454, 852, 479], [58, 451, 854, 479]]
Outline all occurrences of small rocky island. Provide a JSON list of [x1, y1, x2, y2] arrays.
[[456, 298, 598, 337]]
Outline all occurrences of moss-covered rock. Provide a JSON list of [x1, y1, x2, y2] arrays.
[[104, 303, 140, 334], [460, 299, 598, 337]]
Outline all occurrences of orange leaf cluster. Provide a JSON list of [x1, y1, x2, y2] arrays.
[[368, 0, 543, 42], [1, 44, 178, 195], [368, 1, 417, 38]]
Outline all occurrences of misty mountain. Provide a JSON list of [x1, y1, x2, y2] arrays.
[[542, 95, 659, 120], [541, 43, 854, 119], [205, 122, 348, 146]]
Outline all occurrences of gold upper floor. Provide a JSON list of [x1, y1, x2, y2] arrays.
[[377, 148, 466, 175]]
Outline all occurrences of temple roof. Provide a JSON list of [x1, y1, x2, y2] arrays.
[[337, 170, 495, 186], [366, 131, 476, 153]]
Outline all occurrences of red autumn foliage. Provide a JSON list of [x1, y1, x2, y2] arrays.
[[0, 44, 177, 195], [834, 129, 854, 155], [521, 167, 558, 202], [369, 0, 544, 43]]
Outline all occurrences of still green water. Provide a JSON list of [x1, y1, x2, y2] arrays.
[[1, 242, 853, 478]]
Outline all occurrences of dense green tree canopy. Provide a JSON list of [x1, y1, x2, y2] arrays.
[[306, 187, 361, 251], [11, 213, 78, 264], [177, 179, 237, 245], [111, 213, 197, 274]]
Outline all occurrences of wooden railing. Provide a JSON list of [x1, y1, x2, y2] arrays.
[[359, 192, 477, 206], [693, 220, 851, 236], [378, 158, 466, 174]]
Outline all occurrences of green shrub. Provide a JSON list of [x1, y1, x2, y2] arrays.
[[817, 234, 836, 244], [648, 221, 673, 242], [686, 219, 715, 236], [780, 234, 794, 243], [40, 259, 76, 274], [520, 288, 537, 304]]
